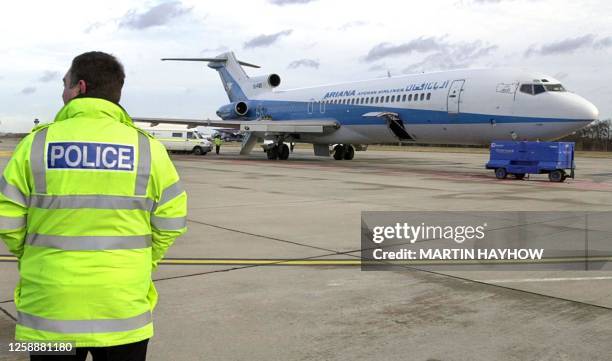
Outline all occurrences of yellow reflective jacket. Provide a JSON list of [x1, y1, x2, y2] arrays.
[[0, 97, 187, 347]]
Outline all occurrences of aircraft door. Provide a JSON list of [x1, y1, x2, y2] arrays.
[[319, 101, 325, 114], [308, 99, 314, 114], [447, 80, 465, 114]]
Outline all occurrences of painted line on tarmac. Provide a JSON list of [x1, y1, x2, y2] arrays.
[[160, 258, 361, 265], [0, 255, 360, 266], [479, 276, 612, 283], [3, 255, 612, 266]]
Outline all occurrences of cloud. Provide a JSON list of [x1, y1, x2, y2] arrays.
[[554, 72, 569, 80], [367, 64, 387, 72], [38, 71, 60, 83], [201, 45, 229, 54], [269, 0, 316, 5], [119, 1, 192, 30], [594, 36, 612, 49], [363, 36, 447, 62], [287, 59, 320, 69], [244, 30, 292, 49], [362, 36, 497, 72], [525, 34, 600, 56], [338, 21, 367, 31], [20, 87, 36, 95], [85, 22, 105, 33], [402, 40, 497, 73]]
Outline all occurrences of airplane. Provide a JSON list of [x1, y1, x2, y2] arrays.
[[133, 51, 599, 161]]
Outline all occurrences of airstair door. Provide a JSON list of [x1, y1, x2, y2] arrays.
[[447, 80, 465, 114]]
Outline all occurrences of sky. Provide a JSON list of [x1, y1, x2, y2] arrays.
[[1, 0, 611, 132]]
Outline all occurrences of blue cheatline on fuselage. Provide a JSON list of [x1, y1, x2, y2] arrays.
[[231, 100, 590, 126]]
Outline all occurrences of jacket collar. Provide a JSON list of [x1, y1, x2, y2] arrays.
[[53, 97, 133, 126]]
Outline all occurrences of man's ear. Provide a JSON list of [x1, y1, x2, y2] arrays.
[[77, 79, 87, 94]]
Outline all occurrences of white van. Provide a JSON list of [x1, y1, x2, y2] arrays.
[[143, 128, 213, 155]]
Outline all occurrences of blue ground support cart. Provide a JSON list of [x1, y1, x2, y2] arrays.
[[486, 141, 575, 182]]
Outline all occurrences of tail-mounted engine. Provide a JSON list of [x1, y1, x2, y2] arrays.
[[216, 101, 252, 119], [249, 74, 281, 91]]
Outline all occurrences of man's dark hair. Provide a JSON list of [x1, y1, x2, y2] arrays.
[[70, 51, 125, 103]]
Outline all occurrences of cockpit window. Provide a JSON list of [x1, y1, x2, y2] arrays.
[[520, 83, 565, 95], [533, 84, 545, 95], [544, 84, 566, 92], [520, 84, 533, 95]]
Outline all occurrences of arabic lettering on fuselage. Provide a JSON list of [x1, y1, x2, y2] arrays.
[[322, 80, 450, 99]]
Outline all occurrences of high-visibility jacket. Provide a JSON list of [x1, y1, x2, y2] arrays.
[[213, 138, 223, 146], [0, 97, 187, 347]]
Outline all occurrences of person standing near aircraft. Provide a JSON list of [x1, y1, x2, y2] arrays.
[[214, 134, 223, 155], [0, 51, 187, 360]]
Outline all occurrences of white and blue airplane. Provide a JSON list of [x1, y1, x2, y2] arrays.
[[134, 51, 598, 160]]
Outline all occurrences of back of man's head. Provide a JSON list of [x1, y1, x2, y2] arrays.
[[69, 51, 125, 104]]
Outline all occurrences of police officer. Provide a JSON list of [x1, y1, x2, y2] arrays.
[[0, 52, 187, 360], [213, 135, 223, 155]]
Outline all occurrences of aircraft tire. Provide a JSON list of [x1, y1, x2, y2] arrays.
[[267, 146, 279, 160], [333, 145, 345, 160], [343, 145, 355, 160], [278, 144, 290, 160]]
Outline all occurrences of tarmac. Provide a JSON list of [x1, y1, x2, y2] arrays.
[[2, 139, 612, 360]]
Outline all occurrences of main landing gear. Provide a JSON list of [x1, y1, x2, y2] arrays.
[[333, 144, 355, 160], [266, 142, 290, 160]]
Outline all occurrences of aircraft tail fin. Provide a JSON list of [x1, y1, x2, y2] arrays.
[[162, 52, 266, 102]]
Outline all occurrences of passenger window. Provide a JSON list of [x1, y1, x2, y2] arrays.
[[375, 96, 379, 103], [365, 97, 369, 104], [385, 96, 390, 103], [520, 84, 533, 95], [370, 97, 374, 103], [426, 93, 431, 100], [172, 132, 182, 138], [402, 94, 407, 101], [533, 84, 545, 94], [420, 93, 424, 101], [391, 95, 395, 102], [408, 94, 412, 101]]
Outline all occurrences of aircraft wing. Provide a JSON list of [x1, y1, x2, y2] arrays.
[[132, 117, 340, 134]]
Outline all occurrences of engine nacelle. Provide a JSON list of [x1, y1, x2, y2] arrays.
[[250, 74, 281, 91], [216, 101, 252, 119]]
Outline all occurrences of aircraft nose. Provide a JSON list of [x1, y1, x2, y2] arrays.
[[575, 96, 599, 122], [581, 100, 599, 121]]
